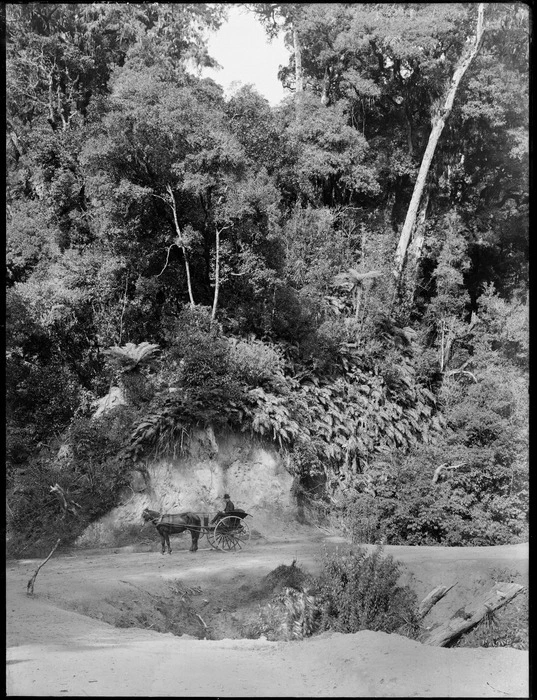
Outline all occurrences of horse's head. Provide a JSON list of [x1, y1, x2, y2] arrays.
[[142, 508, 159, 523]]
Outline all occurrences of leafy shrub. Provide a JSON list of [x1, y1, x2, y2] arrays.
[[7, 409, 136, 557], [251, 587, 317, 641], [343, 448, 528, 546], [6, 354, 82, 452], [228, 337, 287, 391], [314, 546, 419, 635]]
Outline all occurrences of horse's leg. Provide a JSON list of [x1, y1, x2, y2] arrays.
[[165, 531, 172, 554], [159, 530, 166, 555], [190, 527, 199, 552]]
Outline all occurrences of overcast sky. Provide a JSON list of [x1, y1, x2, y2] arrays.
[[202, 5, 291, 105]]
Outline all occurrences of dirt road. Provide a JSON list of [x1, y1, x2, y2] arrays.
[[6, 535, 529, 697]]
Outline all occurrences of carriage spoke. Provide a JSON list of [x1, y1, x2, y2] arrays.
[[208, 514, 251, 552]]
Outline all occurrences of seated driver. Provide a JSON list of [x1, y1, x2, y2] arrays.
[[211, 493, 235, 523]]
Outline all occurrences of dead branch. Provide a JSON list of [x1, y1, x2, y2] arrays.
[[119, 579, 160, 601], [486, 681, 510, 695], [50, 483, 81, 518], [432, 462, 467, 484], [156, 243, 178, 277], [418, 583, 457, 619], [446, 369, 478, 383], [196, 613, 208, 628], [26, 538, 61, 595], [421, 582, 524, 646]]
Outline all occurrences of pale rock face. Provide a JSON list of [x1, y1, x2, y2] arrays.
[[91, 387, 127, 419], [74, 428, 296, 548]]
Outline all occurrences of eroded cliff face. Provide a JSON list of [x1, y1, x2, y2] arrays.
[[75, 427, 297, 548]]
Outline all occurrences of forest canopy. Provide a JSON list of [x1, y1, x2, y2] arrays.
[[6, 3, 529, 554]]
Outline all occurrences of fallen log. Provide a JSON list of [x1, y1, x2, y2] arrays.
[[26, 538, 61, 596], [421, 582, 524, 646], [418, 583, 457, 619]]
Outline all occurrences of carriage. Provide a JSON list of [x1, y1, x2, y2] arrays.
[[198, 510, 252, 551], [142, 507, 251, 554]]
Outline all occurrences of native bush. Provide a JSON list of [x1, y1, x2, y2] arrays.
[[343, 445, 528, 546], [251, 587, 318, 641], [227, 337, 287, 392], [314, 546, 419, 636], [7, 409, 136, 557], [6, 354, 82, 461]]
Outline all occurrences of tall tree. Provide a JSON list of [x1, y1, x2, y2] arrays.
[[393, 4, 486, 285]]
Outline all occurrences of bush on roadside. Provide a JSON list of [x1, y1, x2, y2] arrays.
[[249, 548, 420, 642], [7, 409, 136, 558], [314, 545, 419, 636]]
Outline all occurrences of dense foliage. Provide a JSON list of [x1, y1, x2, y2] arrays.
[[6, 3, 528, 554], [248, 547, 419, 641]]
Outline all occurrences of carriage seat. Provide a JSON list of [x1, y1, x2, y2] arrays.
[[226, 508, 249, 519], [210, 508, 249, 526]]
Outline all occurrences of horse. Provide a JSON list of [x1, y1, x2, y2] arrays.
[[142, 508, 201, 554]]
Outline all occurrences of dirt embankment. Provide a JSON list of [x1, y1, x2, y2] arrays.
[[6, 534, 528, 697]]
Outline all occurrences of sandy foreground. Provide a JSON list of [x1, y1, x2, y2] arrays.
[[6, 536, 529, 697]]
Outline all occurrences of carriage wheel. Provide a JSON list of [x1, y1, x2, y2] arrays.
[[212, 516, 251, 551], [206, 527, 219, 549]]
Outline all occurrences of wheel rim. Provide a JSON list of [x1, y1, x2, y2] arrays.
[[206, 529, 218, 549], [214, 516, 251, 551]]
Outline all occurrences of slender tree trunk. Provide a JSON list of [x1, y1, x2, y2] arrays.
[[293, 24, 304, 124], [166, 183, 195, 307], [403, 191, 429, 307], [321, 66, 330, 106], [354, 286, 362, 319], [293, 25, 303, 93], [393, 3, 485, 283], [211, 224, 231, 322]]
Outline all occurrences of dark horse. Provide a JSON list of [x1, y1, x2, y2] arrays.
[[142, 508, 201, 554]]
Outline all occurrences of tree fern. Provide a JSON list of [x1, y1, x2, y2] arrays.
[[105, 342, 160, 372]]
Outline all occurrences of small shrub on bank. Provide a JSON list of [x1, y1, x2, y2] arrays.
[[249, 549, 419, 642], [314, 546, 419, 635]]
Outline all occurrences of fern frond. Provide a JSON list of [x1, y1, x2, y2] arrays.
[[105, 342, 160, 371]]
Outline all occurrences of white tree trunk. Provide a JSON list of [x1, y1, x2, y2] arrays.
[[393, 4, 485, 282], [211, 226, 221, 322], [166, 184, 195, 307], [293, 26, 303, 93], [211, 224, 231, 322]]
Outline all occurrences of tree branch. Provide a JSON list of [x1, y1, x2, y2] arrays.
[[156, 243, 178, 277], [432, 462, 467, 484], [27, 539, 61, 595]]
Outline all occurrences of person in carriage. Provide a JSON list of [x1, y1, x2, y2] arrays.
[[211, 493, 235, 524]]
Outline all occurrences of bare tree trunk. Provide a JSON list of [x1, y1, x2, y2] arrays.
[[211, 224, 231, 322], [166, 184, 195, 307], [293, 24, 304, 125], [408, 191, 429, 273], [398, 191, 430, 310], [321, 66, 331, 106], [393, 3, 485, 283], [293, 25, 303, 93]]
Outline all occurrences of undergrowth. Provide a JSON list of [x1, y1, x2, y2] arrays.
[[248, 547, 420, 642]]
